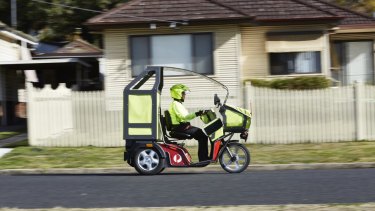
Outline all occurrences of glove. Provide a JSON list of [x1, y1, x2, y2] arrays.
[[195, 110, 204, 116]]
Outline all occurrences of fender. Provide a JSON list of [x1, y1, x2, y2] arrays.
[[125, 142, 166, 167], [217, 140, 240, 158], [152, 143, 167, 159]]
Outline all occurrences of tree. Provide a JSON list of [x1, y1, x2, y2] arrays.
[[332, 0, 375, 15], [0, 0, 128, 42]]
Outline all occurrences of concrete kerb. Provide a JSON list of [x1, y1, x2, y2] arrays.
[[1, 162, 375, 175]]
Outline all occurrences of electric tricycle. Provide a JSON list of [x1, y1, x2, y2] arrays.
[[123, 66, 252, 175]]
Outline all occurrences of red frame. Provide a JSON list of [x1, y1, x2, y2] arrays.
[[159, 139, 223, 167]]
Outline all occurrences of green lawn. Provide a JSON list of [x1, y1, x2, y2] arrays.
[[0, 141, 375, 169], [0, 131, 21, 140]]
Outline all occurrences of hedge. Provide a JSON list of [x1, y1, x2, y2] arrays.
[[248, 76, 331, 90]]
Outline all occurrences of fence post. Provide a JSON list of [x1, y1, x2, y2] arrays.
[[244, 82, 256, 143], [26, 82, 35, 145], [354, 81, 364, 140], [244, 81, 252, 111]]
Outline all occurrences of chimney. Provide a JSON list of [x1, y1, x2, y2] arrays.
[[72, 28, 82, 40]]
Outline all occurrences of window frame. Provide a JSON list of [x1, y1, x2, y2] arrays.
[[129, 32, 214, 77], [269, 51, 322, 75]]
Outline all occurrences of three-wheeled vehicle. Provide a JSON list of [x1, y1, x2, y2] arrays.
[[123, 66, 252, 175]]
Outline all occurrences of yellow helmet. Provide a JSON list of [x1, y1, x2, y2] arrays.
[[170, 84, 190, 100]]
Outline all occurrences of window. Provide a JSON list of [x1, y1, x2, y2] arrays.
[[130, 33, 213, 76], [270, 51, 321, 75], [332, 41, 374, 85]]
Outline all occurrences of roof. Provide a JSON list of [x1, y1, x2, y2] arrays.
[[217, 0, 340, 22], [33, 38, 102, 58], [301, 0, 375, 26], [87, 0, 251, 26], [86, 0, 375, 28], [0, 21, 38, 44]]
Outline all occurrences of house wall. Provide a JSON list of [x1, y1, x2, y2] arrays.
[[241, 25, 331, 80], [103, 25, 242, 110], [0, 34, 20, 61]]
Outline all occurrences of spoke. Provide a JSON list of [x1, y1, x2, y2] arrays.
[[238, 156, 246, 162], [139, 159, 146, 166], [226, 147, 234, 157], [149, 150, 156, 158], [235, 161, 240, 169], [146, 162, 153, 170], [152, 157, 159, 165], [225, 159, 233, 166], [140, 151, 148, 158]]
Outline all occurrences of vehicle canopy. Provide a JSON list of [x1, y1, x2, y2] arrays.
[[123, 66, 230, 143]]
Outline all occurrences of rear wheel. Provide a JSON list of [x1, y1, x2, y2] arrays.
[[219, 143, 250, 173], [134, 148, 164, 175]]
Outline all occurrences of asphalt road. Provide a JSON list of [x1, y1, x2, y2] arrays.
[[1, 168, 375, 209]]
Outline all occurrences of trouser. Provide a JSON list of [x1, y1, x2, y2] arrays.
[[173, 125, 209, 161]]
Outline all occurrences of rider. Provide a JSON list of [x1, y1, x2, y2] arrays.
[[169, 84, 209, 162]]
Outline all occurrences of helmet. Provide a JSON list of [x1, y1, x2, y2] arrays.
[[170, 84, 190, 100]]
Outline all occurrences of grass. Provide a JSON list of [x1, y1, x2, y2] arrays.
[[0, 131, 21, 140], [250, 141, 375, 164], [0, 141, 375, 169]]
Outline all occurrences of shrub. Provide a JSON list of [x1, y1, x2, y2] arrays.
[[248, 76, 331, 90], [248, 79, 272, 88]]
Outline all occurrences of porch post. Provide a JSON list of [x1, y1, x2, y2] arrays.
[[0, 69, 7, 126]]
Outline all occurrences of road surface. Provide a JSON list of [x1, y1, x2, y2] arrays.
[[1, 168, 375, 208]]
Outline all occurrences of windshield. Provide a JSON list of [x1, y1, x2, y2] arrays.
[[155, 66, 229, 113]]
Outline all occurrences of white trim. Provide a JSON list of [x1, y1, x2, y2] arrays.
[[0, 30, 38, 45]]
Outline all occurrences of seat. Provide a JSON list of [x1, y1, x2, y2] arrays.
[[164, 110, 192, 140]]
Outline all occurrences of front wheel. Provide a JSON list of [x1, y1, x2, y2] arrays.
[[134, 148, 164, 175], [219, 143, 250, 173]]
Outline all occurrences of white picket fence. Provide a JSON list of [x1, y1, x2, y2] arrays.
[[27, 83, 123, 147], [27, 83, 375, 147], [247, 82, 375, 144]]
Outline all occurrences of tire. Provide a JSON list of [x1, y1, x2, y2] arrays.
[[219, 143, 250, 173], [134, 148, 165, 175]]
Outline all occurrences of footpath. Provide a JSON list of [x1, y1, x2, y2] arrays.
[[0, 133, 27, 148], [0, 131, 27, 158]]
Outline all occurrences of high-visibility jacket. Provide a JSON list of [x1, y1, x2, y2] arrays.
[[169, 100, 196, 126]]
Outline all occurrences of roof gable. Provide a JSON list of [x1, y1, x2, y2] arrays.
[[86, 0, 375, 27], [54, 39, 102, 54]]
